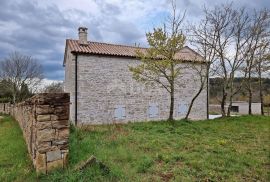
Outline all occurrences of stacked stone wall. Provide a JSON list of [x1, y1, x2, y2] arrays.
[[0, 93, 70, 173]]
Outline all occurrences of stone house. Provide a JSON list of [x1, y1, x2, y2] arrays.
[[63, 27, 208, 125]]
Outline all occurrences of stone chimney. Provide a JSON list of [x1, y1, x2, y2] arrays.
[[78, 27, 88, 45]]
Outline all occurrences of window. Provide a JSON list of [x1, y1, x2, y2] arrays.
[[230, 106, 239, 112], [178, 102, 187, 115], [114, 105, 126, 119], [149, 103, 159, 118]]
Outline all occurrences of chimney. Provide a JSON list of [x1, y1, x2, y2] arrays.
[[78, 27, 88, 45]]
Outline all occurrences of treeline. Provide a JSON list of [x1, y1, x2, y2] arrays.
[[210, 77, 270, 105]]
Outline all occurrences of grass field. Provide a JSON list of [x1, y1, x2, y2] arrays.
[[0, 115, 36, 181], [0, 115, 269, 181]]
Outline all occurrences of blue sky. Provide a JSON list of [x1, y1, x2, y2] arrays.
[[0, 0, 269, 83]]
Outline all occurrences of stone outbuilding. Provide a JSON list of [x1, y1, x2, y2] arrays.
[[63, 27, 208, 125], [209, 102, 262, 115], [229, 102, 262, 115]]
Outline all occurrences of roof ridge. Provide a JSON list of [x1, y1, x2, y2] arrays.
[[65, 39, 205, 63], [67, 39, 148, 49]]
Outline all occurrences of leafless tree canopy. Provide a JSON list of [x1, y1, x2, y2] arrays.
[[0, 51, 43, 103], [43, 82, 63, 93], [190, 3, 270, 116]]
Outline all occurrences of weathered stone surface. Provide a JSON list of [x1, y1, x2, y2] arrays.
[[37, 142, 58, 153], [47, 159, 63, 172], [55, 106, 67, 114], [52, 120, 69, 129], [36, 121, 52, 130], [36, 105, 53, 114], [52, 139, 68, 145], [59, 144, 68, 150], [50, 114, 58, 121], [58, 128, 69, 139], [57, 114, 69, 120], [37, 115, 51, 122], [47, 150, 62, 162], [37, 129, 55, 142], [35, 152, 46, 174]]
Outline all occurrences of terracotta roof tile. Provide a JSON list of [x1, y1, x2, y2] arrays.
[[66, 39, 204, 62]]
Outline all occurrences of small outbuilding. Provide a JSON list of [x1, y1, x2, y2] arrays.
[[209, 102, 262, 115], [229, 102, 261, 115]]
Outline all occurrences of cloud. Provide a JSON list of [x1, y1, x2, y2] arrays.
[[0, 0, 268, 81]]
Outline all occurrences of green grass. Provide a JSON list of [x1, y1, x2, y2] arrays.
[[0, 115, 36, 181], [0, 114, 269, 181]]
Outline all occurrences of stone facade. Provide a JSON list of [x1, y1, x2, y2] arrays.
[[0, 93, 70, 174], [64, 53, 207, 125]]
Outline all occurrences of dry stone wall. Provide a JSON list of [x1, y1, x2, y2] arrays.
[[0, 93, 70, 174]]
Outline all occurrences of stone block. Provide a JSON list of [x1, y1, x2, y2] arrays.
[[52, 120, 69, 129], [47, 159, 63, 172], [35, 152, 46, 174], [37, 114, 51, 122], [37, 142, 52, 153], [55, 106, 66, 114], [36, 105, 53, 114], [50, 114, 58, 120], [37, 129, 55, 142], [59, 144, 68, 150], [36, 121, 52, 130], [57, 114, 69, 120], [47, 150, 62, 162], [58, 128, 69, 139], [52, 139, 68, 145]]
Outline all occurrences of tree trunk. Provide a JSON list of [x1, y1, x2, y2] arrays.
[[227, 101, 232, 117], [12, 94, 16, 104], [168, 87, 174, 121], [221, 87, 227, 117], [185, 86, 203, 120], [259, 71, 264, 115], [260, 92, 264, 115], [248, 74, 252, 115], [168, 62, 175, 121], [248, 91, 252, 115], [227, 80, 234, 117], [206, 68, 209, 119], [247, 69, 253, 115]]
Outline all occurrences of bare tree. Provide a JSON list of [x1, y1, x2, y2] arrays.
[[195, 3, 252, 117], [184, 62, 208, 119], [0, 52, 43, 103], [129, 0, 186, 120], [43, 82, 63, 93], [255, 40, 270, 115], [243, 9, 270, 114], [188, 12, 219, 119]]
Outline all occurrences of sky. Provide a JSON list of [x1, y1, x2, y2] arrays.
[[0, 0, 269, 83]]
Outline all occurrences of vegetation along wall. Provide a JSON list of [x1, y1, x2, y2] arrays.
[[0, 93, 70, 174]]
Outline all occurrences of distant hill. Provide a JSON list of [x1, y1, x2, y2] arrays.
[[209, 77, 270, 105]]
